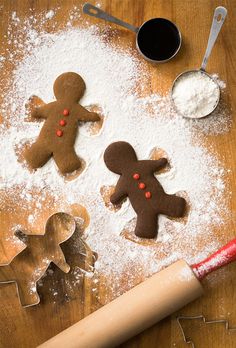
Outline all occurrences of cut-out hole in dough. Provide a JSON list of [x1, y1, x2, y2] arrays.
[[25, 95, 45, 122], [120, 218, 159, 246], [149, 147, 171, 174], [81, 104, 104, 135], [100, 185, 123, 212], [62, 158, 86, 181]]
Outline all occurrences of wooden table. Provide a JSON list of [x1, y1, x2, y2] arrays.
[[0, 0, 236, 347]]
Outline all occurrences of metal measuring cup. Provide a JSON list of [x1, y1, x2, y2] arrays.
[[171, 6, 227, 119], [83, 3, 182, 63]]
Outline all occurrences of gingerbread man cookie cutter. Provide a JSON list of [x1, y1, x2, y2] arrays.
[[177, 315, 236, 348], [0, 212, 76, 307]]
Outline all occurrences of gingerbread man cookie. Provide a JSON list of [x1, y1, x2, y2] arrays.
[[104, 141, 186, 239], [24, 72, 100, 174]]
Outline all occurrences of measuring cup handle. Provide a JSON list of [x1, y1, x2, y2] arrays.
[[83, 3, 138, 33], [201, 6, 227, 71]]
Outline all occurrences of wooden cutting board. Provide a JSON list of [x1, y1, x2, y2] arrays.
[[0, 1, 236, 347]]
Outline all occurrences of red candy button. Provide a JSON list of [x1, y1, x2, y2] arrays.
[[138, 182, 146, 189], [56, 130, 63, 137], [145, 191, 152, 199], [133, 173, 140, 180], [63, 109, 69, 116], [59, 119, 66, 126]]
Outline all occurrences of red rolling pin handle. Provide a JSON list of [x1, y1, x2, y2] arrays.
[[192, 238, 236, 279]]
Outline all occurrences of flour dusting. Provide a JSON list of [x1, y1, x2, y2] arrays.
[[0, 8, 231, 297]]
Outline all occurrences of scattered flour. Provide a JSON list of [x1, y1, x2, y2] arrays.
[[45, 10, 55, 20], [0, 9, 232, 295], [178, 265, 195, 282], [28, 214, 34, 224]]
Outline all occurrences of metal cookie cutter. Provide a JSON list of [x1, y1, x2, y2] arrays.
[[0, 212, 76, 307], [177, 315, 236, 348]]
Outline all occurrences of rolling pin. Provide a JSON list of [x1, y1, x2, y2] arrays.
[[38, 238, 236, 348]]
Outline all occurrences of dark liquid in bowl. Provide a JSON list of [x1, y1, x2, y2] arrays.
[[137, 18, 181, 61]]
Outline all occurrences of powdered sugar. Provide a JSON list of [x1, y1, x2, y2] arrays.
[[172, 71, 220, 118], [0, 10, 231, 296]]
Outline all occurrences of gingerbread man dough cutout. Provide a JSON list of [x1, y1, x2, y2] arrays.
[[104, 141, 186, 239], [0, 213, 76, 307], [24, 72, 100, 174]]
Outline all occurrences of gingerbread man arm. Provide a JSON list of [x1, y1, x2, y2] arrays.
[[76, 105, 100, 122], [110, 178, 128, 205], [14, 230, 31, 245], [143, 158, 168, 173], [31, 104, 49, 120]]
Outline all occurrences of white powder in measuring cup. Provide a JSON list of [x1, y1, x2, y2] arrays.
[[172, 70, 220, 118]]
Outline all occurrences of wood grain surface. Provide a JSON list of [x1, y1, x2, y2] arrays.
[[0, 0, 236, 347]]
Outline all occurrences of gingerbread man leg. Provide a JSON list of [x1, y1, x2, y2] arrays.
[[24, 140, 52, 169], [159, 194, 186, 218], [52, 247, 70, 273], [53, 147, 81, 174], [135, 211, 158, 239], [17, 280, 39, 306]]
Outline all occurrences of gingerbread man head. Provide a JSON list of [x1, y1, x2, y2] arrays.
[[104, 141, 138, 174], [53, 72, 86, 102], [44, 212, 76, 245]]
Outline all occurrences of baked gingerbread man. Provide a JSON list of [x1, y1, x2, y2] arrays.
[[0, 213, 76, 307], [24, 72, 100, 174], [104, 141, 186, 239]]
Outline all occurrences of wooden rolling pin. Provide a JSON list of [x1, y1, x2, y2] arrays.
[[38, 239, 236, 348]]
